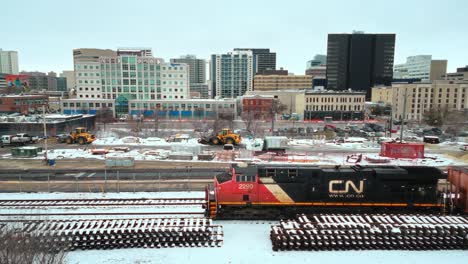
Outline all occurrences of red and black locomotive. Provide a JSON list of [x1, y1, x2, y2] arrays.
[[206, 164, 446, 219]]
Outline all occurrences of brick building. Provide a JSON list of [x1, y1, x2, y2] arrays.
[[0, 95, 48, 114], [241, 95, 274, 120]]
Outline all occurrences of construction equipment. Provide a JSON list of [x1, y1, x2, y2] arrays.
[[199, 128, 241, 145], [65, 127, 96, 145]]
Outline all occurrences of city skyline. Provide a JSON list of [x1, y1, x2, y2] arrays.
[[1, 0, 467, 74]]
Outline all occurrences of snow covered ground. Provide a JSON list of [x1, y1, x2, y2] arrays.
[[0, 191, 204, 200], [66, 220, 468, 264], [0, 192, 205, 221], [289, 138, 380, 150], [93, 136, 200, 147], [0, 206, 204, 217], [1, 192, 467, 262], [1, 148, 463, 166]]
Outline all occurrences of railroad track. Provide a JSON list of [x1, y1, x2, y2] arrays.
[[271, 213, 468, 251], [1, 217, 223, 250], [0, 198, 206, 207]]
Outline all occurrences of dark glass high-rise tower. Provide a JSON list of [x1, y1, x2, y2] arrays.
[[326, 33, 395, 99]]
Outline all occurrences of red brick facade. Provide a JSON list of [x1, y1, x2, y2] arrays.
[[0, 95, 49, 114], [242, 96, 273, 120]]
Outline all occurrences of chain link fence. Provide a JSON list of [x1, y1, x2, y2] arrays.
[[1, 169, 211, 193]]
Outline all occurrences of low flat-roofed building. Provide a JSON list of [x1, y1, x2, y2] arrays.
[[246, 90, 305, 119], [443, 66, 468, 81], [128, 98, 237, 120], [61, 98, 115, 116], [0, 113, 96, 136], [304, 90, 366, 121], [0, 94, 48, 114]]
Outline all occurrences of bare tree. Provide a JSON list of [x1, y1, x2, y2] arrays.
[[423, 107, 447, 127], [0, 227, 67, 264], [444, 110, 468, 138], [370, 105, 386, 116], [241, 110, 263, 137], [96, 107, 115, 132], [242, 110, 255, 134], [218, 113, 234, 131], [270, 99, 287, 136], [153, 107, 159, 137]]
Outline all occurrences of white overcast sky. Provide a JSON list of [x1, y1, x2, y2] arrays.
[[2, 0, 467, 74]]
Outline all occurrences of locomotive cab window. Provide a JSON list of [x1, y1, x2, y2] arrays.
[[236, 175, 256, 182]]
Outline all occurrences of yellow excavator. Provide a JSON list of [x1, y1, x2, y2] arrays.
[[65, 127, 96, 145], [199, 128, 242, 145]]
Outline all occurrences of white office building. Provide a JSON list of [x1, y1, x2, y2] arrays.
[[0, 49, 19, 74], [73, 48, 189, 101], [210, 50, 254, 98], [394, 55, 447, 81]]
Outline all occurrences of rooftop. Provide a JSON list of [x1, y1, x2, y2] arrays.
[[305, 90, 366, 95], [0, 114, 95, 124], [0, 94, 48, 98]]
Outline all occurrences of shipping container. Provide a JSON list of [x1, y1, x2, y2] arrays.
[[11, 146, 39, 157], [380, 142, 424, 159]]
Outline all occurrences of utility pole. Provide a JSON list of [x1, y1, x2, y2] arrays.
[[42, 105, 48, 161], [104, 167, 107, 193], [400, 89, 408, 143]]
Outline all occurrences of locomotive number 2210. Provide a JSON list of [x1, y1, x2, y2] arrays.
[[238, 184, 254, 190]]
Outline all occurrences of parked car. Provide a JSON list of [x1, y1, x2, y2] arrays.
[[15, 133, 39, 143], [55, 134, 69, 143], [423, 136, 440, 144], [393, 120, 407, 125], [423, 127, 443, 136]]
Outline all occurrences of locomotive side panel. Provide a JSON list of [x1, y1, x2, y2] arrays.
[[212, 165, 445, 218]]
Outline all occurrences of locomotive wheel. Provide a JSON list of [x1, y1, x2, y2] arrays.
[[66, 137, 74, 144]]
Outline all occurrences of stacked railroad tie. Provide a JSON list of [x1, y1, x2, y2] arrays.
[[270, 214, 468, 251], [16, 217, 223, 250]]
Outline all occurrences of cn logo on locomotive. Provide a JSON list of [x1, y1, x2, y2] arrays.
[[329, 180, 364, 194]]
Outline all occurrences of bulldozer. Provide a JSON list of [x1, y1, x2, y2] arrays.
[[199, 128, 241, 145], [65, 127, 96, 145]]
